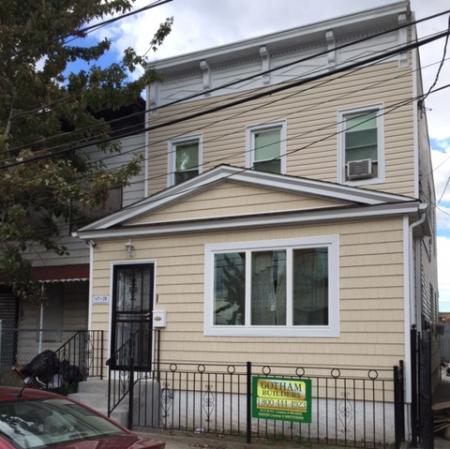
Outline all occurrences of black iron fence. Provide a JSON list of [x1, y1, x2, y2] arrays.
[[0, 328, 104, 380], [410, 326, 433, 449], [109, 356, 405, 448]]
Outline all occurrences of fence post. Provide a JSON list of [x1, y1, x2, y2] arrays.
[[399, 360, 405, 442], [394, 365, 400, 449], [128, 341, 135, 430], [410, 326, 418, 446], [246, 361, 252, 444], [100, 331, 104, 380]]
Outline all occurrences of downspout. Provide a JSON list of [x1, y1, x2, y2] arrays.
[[409, 209, 427, 328], [404, 207, 426, 409]]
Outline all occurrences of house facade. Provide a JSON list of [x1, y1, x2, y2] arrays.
[[0, 103, 147, 371], [75, 1, 437, 443]]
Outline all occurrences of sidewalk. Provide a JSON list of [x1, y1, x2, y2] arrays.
[[140, 431, 344, 449]]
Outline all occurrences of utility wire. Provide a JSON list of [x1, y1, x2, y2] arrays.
[[4, 26, 449, 170], [64, 0, 172, 43], [422, 15, 450, 103], [7, 8, 450, 155], [27, 82, 450, 234], [85, 54, 448, 183], [10, 0, 172, 121], [66, 83, 449, 229]]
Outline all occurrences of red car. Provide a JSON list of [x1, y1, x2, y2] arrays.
[[0, 387, 165, 449]]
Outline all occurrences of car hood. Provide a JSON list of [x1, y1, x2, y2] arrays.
[[53, 434, 164, 449]]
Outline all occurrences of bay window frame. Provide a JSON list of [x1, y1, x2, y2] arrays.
[[204, 235, 339, 337]]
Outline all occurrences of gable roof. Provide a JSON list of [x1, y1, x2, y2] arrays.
[[77, 165, 415, 235]]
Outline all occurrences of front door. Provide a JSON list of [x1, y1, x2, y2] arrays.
[[111, 264, 153, 370]]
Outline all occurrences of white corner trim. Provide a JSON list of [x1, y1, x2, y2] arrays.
[[412, 45, 419, 199], [403, 216, 412, 404], [245, 120, 287, 175], [167, 134, 203, 188], [88, 242, 94, 332], [336, 103, 385, 186], [203, 235, 339, 338]]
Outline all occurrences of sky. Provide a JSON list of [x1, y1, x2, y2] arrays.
[[78, 0, 450, 310]]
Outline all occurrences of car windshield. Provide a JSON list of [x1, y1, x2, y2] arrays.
[[0, 397, 123, 449]]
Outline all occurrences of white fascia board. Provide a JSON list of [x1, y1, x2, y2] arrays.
[[150, 2, 407, 73], [77, 201, 421, 240], [80, 166, 414, 232]]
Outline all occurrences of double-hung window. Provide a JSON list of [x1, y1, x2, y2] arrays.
[[205, 236, 339, 337], [168, 136, 202, 186], [338, 106, 383, 184], [246, 122, 286, 174]]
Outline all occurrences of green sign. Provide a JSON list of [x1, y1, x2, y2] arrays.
[[252, 376, 312, 423]]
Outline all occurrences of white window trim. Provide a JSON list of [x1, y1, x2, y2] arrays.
[[245, 121, 287, 174], [336, 104, 385, 186], [167, 134, 203, 187], [204, 235, 339, 337]]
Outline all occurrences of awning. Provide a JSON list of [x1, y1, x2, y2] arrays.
[[31, 264, 89, 283]]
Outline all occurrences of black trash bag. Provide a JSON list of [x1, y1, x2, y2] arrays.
[[59, 360, 84, 384], [21, 350, 59, 385]]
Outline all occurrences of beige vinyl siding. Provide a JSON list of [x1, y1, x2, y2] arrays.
[[148, 62, 415, 198], [126, 180, 348, 225], [91, 216, 405, 370]]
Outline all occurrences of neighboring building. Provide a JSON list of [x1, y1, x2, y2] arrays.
[[0, 101, 147, 368], [8, 1, 436, 445]]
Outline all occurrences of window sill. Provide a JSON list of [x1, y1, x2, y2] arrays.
[[343, 176, 384, 187], [204, 325, 340, 338]]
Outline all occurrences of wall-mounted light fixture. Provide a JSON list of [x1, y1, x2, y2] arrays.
[[125, 239, 135, 258]]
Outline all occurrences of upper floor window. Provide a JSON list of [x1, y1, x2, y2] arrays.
[[337, 106, 384, 185], [204, 235, 339, 337], [168, 135, 202, 186], [246, 121, 286, 174]]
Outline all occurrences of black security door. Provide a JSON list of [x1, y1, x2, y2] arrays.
[[111, 264, 153, 370]]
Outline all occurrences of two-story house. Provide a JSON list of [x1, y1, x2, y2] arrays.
[[0, 101, 147, 371], [74, 2, 438, 444]]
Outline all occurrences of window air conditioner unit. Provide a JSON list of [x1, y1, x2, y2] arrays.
[[346, 159, 373, 180]]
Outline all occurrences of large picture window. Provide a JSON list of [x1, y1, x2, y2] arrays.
[[204, 236, 339, 337]]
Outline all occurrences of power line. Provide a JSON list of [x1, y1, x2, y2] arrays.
[[87, 54, 448, 185], [64, 82, 449, 229], [27, 81, 450, 234], [422, 15, 450, 104], [4, 27, 449, 170], [9, 0, 172, 122], [7, 8, 450, 155], [64, 0, 173, 43]]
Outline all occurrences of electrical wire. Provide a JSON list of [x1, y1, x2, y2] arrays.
[[6, 8, 450, 156], [4, 26, 449, 170]]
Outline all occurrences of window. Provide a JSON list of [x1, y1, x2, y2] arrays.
[[337, 106, 384, 184], [205, 236, 339, 337], [168, 136, 202, 186], [246, 122, 286, 174]]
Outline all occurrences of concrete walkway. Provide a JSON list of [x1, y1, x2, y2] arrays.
[[140, 432, 345, 449]]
